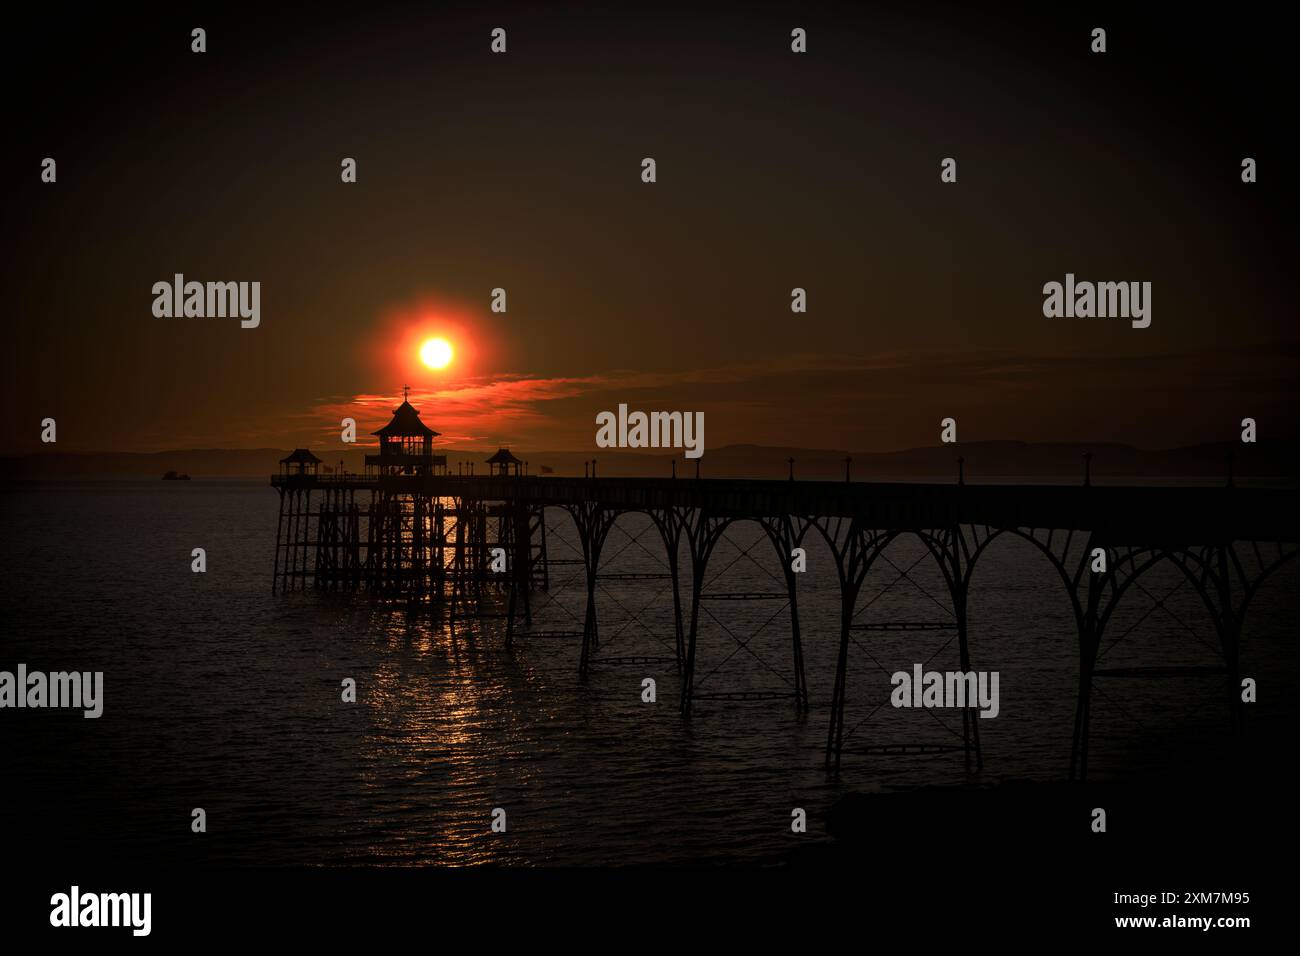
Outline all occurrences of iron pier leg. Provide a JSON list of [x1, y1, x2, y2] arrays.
[[786, 567, 807, 713], [272, 490, 285, 594], [679, 561, 706, 716], [825, 590, 854, 772]]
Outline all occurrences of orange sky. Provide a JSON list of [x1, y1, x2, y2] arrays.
[[2, 5, 1296, 457]]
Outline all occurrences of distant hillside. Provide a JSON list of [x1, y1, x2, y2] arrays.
[[0, 448, 297, 479], [3, 441, 1297, 482]]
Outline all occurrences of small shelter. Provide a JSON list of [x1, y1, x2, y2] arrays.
[[485, 447, 523, 477], [280, 448, 322, 477]]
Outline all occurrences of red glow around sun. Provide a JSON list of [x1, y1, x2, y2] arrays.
[[365, 294, 502, 386]]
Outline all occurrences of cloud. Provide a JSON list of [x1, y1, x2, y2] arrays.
[[291, 345, 1300, 452]]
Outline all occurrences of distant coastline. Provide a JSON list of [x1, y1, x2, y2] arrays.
[[2, 440, 1296, 483]]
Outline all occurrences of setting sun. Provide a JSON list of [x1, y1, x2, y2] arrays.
[[419, 337, 453, 370]]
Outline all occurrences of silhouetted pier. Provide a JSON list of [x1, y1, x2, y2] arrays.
[[271, 399, 1300, 779]]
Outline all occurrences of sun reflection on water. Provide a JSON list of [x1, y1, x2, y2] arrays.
[[337, 606, 555, 865]]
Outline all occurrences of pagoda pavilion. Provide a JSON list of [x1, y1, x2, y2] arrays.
[[365, 386, 448, 477]]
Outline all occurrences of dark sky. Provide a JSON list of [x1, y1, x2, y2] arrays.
[[3, 1, 1296, 454]]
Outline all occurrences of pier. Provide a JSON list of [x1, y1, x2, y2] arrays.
[[272, 399, 1300, 779]]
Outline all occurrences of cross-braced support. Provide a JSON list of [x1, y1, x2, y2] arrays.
[[273, 486, 314, 593], [646, 509, 688, 669], [758, 515, 811, 712], [505, 502, 535, 646], [677, 512, 808, 715], [914, 525, 994, 773], [678, 508, 733, 715], [1061, 539, 1174, 781], [563, 501, 619, 676], [1163, 540, 1300, 737], [815, 517, 899, 769]]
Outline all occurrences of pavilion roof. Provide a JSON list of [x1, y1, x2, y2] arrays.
[[281, 448, 323, 464], [372, 401, 439, 438]]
